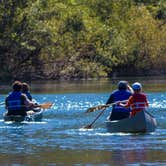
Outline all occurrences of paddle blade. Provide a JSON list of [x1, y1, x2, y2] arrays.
[[86, 105, 107, 113], [40, 102, 53, 109], [83, 124, 92, 129]]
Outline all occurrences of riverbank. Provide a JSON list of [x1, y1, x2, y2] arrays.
[[0, 76, 166, 94]]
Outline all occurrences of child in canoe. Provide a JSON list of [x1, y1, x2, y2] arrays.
[[119, 82, 149, 116]]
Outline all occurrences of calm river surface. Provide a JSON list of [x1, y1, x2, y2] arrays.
[[0, 78, 165, 165]]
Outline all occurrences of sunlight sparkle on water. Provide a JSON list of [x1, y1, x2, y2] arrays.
[[150, 101, 166, 109]]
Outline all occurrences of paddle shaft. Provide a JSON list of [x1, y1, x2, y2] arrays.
[[84, 99, 129, 128], [85, 107, 107, 129], [86, 99, 128, 113], [104, 99, 129, 108]]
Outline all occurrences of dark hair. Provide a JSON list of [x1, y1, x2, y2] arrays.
[[118, 81, 128, 90], [12, 81, 22, 91], [22, 82, 30, 92]]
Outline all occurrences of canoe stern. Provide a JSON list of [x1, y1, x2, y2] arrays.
[[106, 111, 157, 133]]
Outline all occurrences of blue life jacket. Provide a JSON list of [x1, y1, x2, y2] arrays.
[[111, 90, 132, 113], [6, 92, 26, 115], [24, 91, 32, 101]]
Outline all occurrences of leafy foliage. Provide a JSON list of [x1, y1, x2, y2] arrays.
[[0, 0, 165, 81]]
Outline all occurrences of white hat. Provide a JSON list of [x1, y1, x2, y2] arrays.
[[132, 82, 142, 90]]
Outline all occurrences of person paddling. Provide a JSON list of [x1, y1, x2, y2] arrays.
[[106, 81, 133, 121], [22, 82, 39, 111], [5, 81, 39, 116], [22, 82, 32, 101], [119, 82, 149, 117]]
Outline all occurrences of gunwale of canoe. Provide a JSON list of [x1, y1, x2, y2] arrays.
[[105, 111, 157, 133]]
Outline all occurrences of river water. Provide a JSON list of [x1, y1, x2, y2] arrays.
[[0, 78, 165, 165]]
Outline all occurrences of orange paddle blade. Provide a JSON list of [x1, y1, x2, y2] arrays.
[[40, 102, 53, 109]]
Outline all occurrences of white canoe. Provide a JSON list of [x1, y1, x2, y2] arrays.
[[3, 109, 43, 122], [105, 111, 157, 133]]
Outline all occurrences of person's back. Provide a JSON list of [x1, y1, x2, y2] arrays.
[[6, 81, 39, 116], [106, 81, 133, 121], [110, 89, 131, 103], [5, 81, 27, 116]]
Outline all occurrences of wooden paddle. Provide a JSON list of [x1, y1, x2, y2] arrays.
[[3, 102, 53, 109], [86, 100, 128, 113], [38, 102, 53, 109], [84, 107, 107, 129], [26, 102, 53, 115], [84, 100, 128, 129]]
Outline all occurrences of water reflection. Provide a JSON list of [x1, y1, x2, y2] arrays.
[[0, 149, 165, 165], [0, 77, 166, 94]]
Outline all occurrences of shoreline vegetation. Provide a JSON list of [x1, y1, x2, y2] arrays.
[[0, 0, 165, 81]]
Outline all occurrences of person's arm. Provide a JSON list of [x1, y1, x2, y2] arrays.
[[119, 96, 133, 108], [22, 94, 37, 108], [127, 84, 134, 94]]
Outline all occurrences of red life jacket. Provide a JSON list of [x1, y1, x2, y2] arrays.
[[130, 93, 148, 116]]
